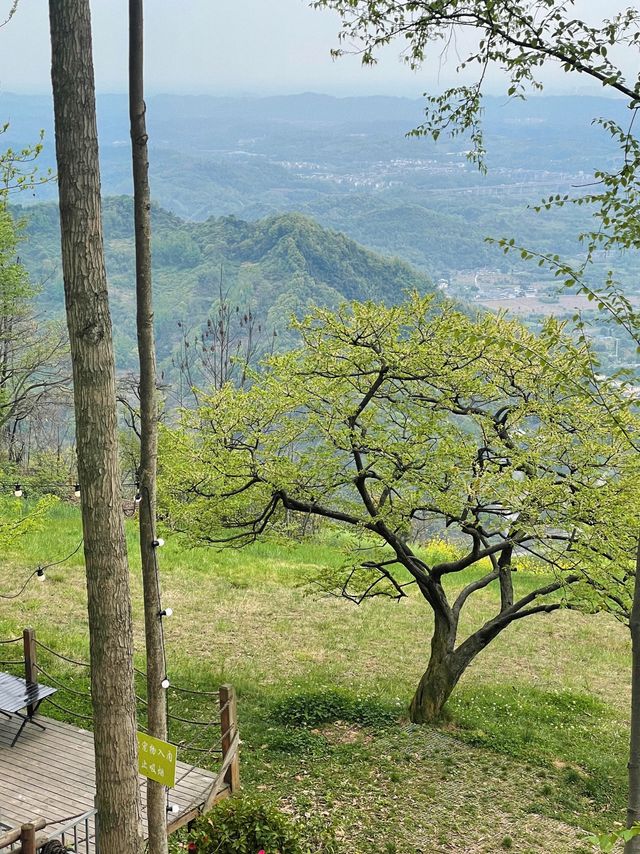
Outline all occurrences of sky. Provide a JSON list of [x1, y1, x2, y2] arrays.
[[0, 0, 633, 98]]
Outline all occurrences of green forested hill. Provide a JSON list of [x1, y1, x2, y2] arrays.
[[14, 198, 433, 370], [5, 93, 632, 286]]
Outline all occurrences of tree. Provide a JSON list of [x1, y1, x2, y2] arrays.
[[129, 2, 168, 852], [312, 3, 640, 844], [163, 294, 637, 723], [0, 132, 67, 463], [172, 275, 272, 407], [0, 206, 69, 461], [312, 0, 639, 168], [48, 1, 142, 852]]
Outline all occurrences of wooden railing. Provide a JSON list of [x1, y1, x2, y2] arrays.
[[0, 629, 241, 850], [0, 809, 97, 854], [0, 819, 45, 854]]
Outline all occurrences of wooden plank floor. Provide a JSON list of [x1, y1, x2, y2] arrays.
[[0, 713, 221, 842]]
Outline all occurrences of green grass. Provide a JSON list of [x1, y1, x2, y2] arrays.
[[0, 503, 631, 852]]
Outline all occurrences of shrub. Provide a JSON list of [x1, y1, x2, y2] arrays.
[[271, 688, 396, 728], [265, 727, 328, 755], [188, 794, 339, 854]]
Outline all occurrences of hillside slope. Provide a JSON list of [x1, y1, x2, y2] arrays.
[[15, 198, 433, 370]]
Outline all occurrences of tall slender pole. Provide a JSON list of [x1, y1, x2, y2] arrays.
[[129, 3, 168, 853]]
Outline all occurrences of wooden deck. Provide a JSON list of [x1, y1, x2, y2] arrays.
[[0, 713, 225, 843]]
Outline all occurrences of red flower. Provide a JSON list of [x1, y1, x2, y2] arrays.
[[187, 842, 197, 853]]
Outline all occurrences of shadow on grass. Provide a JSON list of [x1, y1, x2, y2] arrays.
[[446, 683, 625, 826]]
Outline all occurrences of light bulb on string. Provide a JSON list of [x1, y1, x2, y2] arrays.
[[36, 568, 46, 582], [167, 804, 180, 815], [74, 483, 81, 498], [161, 677, 170, 689], [13, 483, 23, 498], [152, 538, 165, 548], [134, 481, 142, 504], [159, 608, 173, 618]]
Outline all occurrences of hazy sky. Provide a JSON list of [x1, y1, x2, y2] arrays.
[[0, 0, 633, 98]]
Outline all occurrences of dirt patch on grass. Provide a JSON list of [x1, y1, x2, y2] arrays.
[[313, 722, 374, 746]]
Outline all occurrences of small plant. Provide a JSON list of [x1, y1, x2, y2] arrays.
[[271, 688, 396, 728], [265, 726, 328, 755], [585, 825, 640, 852], [188, 794, 339, 854]]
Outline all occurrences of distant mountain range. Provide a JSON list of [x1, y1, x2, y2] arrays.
[[14, 197, 433, 371], [2, 92, 628, 281]]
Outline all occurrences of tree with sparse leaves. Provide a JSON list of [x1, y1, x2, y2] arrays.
[[0, 206, 68, 461], [163, 294, 638, 723], [313, 0, 639, 167], [312, 4, 640, 845]]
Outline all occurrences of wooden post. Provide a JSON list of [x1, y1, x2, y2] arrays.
[[23, 627, 37, 718], [19, 823, 36, 854], [0, 819, 45, 850], [219, 684, 239, 792], [23, 628, 37, 684]]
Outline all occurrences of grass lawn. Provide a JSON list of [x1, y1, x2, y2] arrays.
[[0, 502, 631, 853]]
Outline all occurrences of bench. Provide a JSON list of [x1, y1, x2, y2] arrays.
[[0, 672, 57, 747]]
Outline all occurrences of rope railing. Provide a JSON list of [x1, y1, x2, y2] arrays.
[[134, 690, 224, 728], [31, 646, 225, 741], [0, 636, 23, 668], [45, 697, 93, 722], [33, 640, 90, 668], [0, 629, 238, 797], [134, 667, 222, 699], [5, 633, 227, 718], [33, 664, 91, 698], [165, 711, 221, 727], [172, 743, 223, 754], [166, 683, 221, 698]]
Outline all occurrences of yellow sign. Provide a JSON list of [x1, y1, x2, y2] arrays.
[[137, 731, 177, 787]]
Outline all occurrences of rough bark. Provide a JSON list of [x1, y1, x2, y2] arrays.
[[48, 2, 142, 852], [625, 535, 640, 852], [409, 611, 464, 723], [129, 2, 168, 852]]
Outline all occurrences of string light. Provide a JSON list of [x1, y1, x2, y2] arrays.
[[13, 483, 23, 498], [0, 539, 82, 601], [1, 479, 139, 492], [74, 483, 81, 498], [159, 608, 173, 618], [167, 804, 180, 815], [161, 677, 170, 689], [152, 538, 165, 548]]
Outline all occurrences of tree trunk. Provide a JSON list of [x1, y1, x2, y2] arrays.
[[625, 535, 640, 853], [129, 3, 168, 853], [48, 3, 142, 853], [408, 604, 497, 724], [409, 612, 464, 723]]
